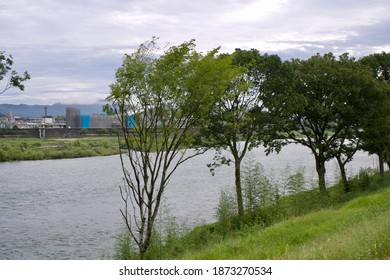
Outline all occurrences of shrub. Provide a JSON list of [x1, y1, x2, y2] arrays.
[[98, 128, 109, 135], [242, 161, 278, 210], [114, 231, 138, 260], [30, 141, 42, 148], [348, 167, 377, 191], [286, 167, 306, 194], [115, 202, 190, 259], [216, 159, 279, 223], [215, 186, 237, 222]]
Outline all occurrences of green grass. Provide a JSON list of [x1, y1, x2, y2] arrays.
[[179, 181, 390, 259], [116, 171, 390, 260], [182, 187, 389, 259], [0, 137, 120, 161]]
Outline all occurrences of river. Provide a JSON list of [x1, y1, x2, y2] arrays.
[[0, 144, 378, 259]]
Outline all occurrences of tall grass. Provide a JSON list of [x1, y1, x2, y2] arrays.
[[182, 186, 390, 259], [114, 202, 191, 260], [114, 170, 390, 259]]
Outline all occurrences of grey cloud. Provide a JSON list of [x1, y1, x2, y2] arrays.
[[352, 20, 390, 46], [1, 0, 389, 105]]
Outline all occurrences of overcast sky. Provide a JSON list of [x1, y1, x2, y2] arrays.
[[1, 0, 389, 105]]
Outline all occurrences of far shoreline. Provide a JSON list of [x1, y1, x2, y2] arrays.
[[0, 136, 121, 162]]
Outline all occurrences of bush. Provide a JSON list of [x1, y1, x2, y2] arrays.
[[98, 128, 109, 135], [242, 161, 278, 210], [30, 141, 42, 148], [347, 167, 377, 191], [115, 202, 190, 259], [216, 159, 280, 223], [286, 168, 306, 194], [0, 149, 7, 161], [114, 231, 138, 260], [215, 186, 237, 222]]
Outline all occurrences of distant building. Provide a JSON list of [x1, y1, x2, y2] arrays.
[[81, 115, 90, 128], [66, 107, 121, 128], [66, 107, 81, 128], [0, 106, 67, 128], [90, 113, 119, 128], [42, 116, 54, 124], [28, 116, 55, 125]]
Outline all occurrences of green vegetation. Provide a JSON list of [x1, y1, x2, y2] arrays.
[[201, 49, 279, 217], [263, 53, 390, 192], [115, 170, 390, 260], [106, 38, 239, 258], [106, 40, 390, 259], [1, 51, 31, 94], [0, 137, 120, 161], [184, 188, 390, 260]]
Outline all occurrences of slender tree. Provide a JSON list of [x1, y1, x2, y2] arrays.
[[202, 49, 279, 216], [106, 39, 237, 258]]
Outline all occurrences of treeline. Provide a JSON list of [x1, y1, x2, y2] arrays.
[[262, 52, 390, 191], [106, 38, 390, 258], [199, 49, 390, 215]]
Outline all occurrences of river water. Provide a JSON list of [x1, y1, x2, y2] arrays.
[[0, 144, 377, 259]]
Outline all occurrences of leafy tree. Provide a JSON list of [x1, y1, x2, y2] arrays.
[[361, 52, 390, 81], [263, 53, 380, 192], [0, 51, 30, 94], [360, 52, 390, 175], [202, 49, 280, 216], [106, 38, 236, 258]]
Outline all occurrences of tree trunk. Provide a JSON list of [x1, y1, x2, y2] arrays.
[[378, 152, 385, 176], [139, 248, 146, 260], [315, 153, 327, 192], [234, 159, 244, 217], [336, 154, 350, 192]]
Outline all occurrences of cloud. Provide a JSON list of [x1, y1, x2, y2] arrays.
[[1, 0, 389, 105]]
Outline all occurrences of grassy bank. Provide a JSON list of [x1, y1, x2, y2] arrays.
[[117, 171, 390, 260], [182, 187, 390, 259], [0, 137, 120, 161]]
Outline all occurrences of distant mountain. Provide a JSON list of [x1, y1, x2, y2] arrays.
[[0, 103, 107, 118]]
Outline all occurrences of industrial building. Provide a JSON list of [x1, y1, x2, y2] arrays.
[[66, 107, 121, 128], [66, 107, 81, 128]]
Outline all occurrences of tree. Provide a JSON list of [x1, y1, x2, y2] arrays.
[[263, 53, 380, 192], [0, 51, 30, 94], [106, 39, 236, 258], [202, 49, 280, 216], [357, 92, 390, 175], [360, 52, 390, 175], [333, 135, 361, 190]]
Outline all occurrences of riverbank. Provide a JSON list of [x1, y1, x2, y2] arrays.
[[116, 171, 390, 260], [0, 137, 120, 161]]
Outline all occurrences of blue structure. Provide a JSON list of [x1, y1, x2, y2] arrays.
[[81, 115, 91, 128], [127, 115, 135, 128]]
